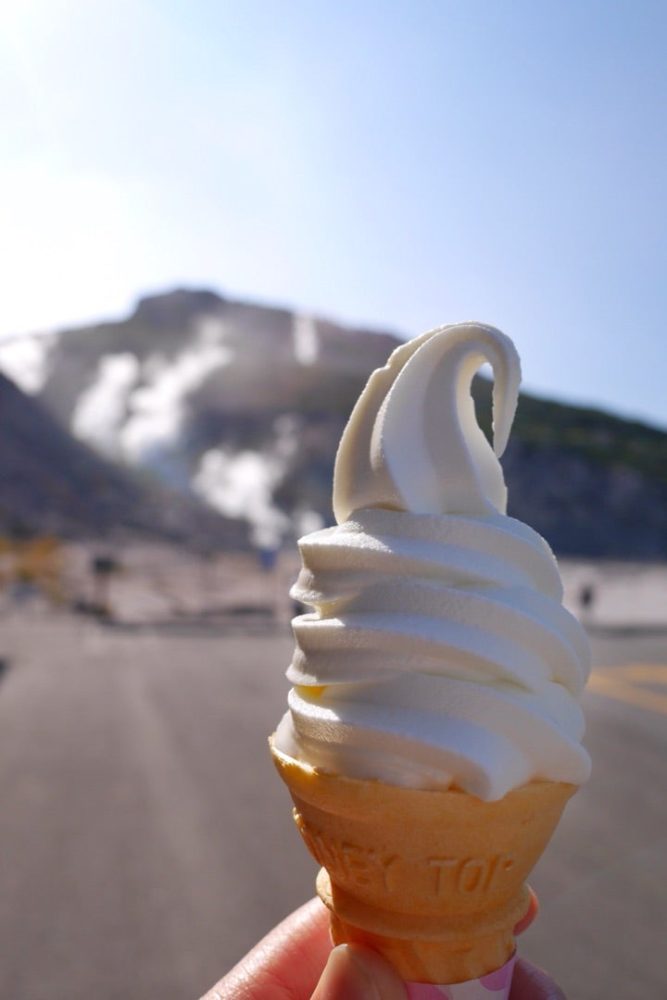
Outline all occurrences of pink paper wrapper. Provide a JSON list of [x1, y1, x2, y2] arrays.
[[406, 952, 516, 1000]]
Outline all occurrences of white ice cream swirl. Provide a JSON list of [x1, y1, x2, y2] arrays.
[[275, 323, 591, 800]]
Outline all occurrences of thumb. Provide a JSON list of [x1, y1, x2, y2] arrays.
[[311, 944, 407, 1000]]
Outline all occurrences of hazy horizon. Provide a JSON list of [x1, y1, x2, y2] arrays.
[[3, 282, 666, 436]]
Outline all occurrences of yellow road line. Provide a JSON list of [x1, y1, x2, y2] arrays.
[[589, 665, 667, 717], [612, 664, 667, 684]]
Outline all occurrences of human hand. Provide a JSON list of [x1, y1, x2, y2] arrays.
[[201, 895, 566, 1000]]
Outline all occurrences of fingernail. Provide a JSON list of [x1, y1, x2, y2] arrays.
[[311, 944, 407, 1000]]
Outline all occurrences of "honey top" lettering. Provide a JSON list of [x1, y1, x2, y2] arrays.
[[295, 813, 515, 898]]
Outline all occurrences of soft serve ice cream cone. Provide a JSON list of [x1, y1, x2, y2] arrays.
[[270, 323, 591, 990]]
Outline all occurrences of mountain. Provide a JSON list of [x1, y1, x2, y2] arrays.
[[475, 383, 667, 558], [0, 289, 401, 549], [1, 287, 666, 558], [0, 370, 245, 548]]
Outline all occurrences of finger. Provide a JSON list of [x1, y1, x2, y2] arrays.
[[510, 957, 567, 1000], [201, 897, 331, 1000], [311, 945, 407, 1000], [514, 887, 539, 936]]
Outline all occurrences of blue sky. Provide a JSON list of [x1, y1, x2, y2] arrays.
[[1, 1, 666, 426]]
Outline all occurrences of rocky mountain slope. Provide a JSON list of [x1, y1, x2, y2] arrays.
[[1, 288, 666, 558], [0, 370, 244, 547]]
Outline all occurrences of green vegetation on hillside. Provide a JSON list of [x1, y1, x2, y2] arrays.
[[472, 377, 667, 485]]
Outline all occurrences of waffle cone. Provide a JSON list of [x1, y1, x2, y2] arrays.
[[271, 741, 575, 983]]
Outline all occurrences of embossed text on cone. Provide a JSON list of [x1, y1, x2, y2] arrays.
[[271, 742, 575, 984]]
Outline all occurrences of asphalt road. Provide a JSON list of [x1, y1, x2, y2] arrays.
[[0, 612, 665, 1000]]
